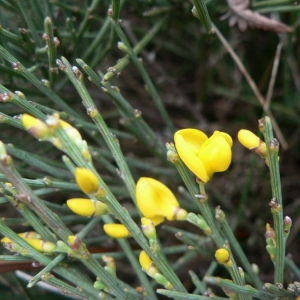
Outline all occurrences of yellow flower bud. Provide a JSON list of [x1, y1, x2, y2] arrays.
[[174, 129, 232, 182], [1, 234, 54, 253], [103, 224, 131, 239], [215, 248, 232, 267], [141, 217, 156, 240], [67, 198, 109, 217], [25, 238, 56, 253], [1, 236, 12, 243], [68, 235, 83, 251], [139, 250, 159, 278], [68, 235, 77, 245], [21, 114, 52, 140], [136, 177, 185, 224], [237, 129, 267, 157], [74, 168, 100, 194], [59, 119, 82, 142], [18, 231, 42, 239]]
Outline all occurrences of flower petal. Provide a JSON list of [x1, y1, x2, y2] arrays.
[[103, 224, 130, 239], [174, 133, 209, 182], [198, 134, 232, 178], [136, 177, 179, 219]]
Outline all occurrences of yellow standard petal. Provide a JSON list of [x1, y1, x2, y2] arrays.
[[67, 198, 109, 217], [174, 129, 209, 182], [136, 177, 179, 220], [103, 224, 131, 239], [74, 168, 100, 194]]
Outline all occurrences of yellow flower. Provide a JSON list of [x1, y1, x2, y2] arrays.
[[25, 238, 56, 253], [174, 129, 233, 183], [74, 168, 100, 194], [136, 177, 187, 225], [139, 250, 159, 278], [67, 198, 109, 217], [103, 224, 131, 239], [237, 129, 267, 157], [1, 236, 56, 253], [21, 113, 52, 140], [18, 231, 42, 239]]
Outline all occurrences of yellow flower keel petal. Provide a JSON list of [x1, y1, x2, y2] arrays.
[[74, 168, 100, 194], [103, 224, 130, 239]]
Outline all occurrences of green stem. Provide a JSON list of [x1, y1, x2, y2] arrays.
[[77, 59, 166, 159], [0, 146, 73, 241], [51, 106, 186, 293], [80, 254, 140, 299], [103, 19, 164, 82], [41, 272, 100, 300], [263, 116, 284, 284], [59, 56, 137, 204], [0, 45, 81, 119], [0, 220, 99, 298], [111, 0, 121, 21], [167, 144, 247, 298], [76, 0, 100, 42], [27, 254, 66, 287], [205, 276, 274, 299], [44, 16, 57, 88], [110, 20, 175, 132], [16, 0, 42, 47], [189, 270, 207, 294], [192, 0, 213, 33], [217, 210, 263, 288], [158, 289, 228, 299]]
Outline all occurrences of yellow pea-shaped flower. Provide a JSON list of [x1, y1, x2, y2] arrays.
[[136, 177, 187, 224], [174, 129, 233, 183]]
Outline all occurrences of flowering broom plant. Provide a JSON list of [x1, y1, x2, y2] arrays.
[[0, 1, 298, 300]]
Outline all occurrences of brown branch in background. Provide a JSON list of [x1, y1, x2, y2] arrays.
[[213, 23, 288, 150], [222, 0, 292, 33], [265, 43, 282, 110]]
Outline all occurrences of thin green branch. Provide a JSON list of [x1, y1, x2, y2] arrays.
[[110, 20, 175, 132], [262, 117, 284, 284]]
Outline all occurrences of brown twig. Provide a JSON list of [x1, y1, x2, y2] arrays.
[[213, 23, 288, 150], [265, 43, 282, 110]]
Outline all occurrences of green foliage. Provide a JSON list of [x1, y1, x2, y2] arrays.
[[0, 0, 299, 299]]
